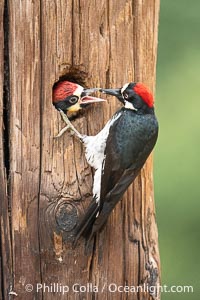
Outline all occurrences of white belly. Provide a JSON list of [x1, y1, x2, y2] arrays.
[[82, 112, 121, 203]]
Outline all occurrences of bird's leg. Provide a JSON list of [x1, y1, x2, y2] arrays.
[[54, 109, 84, 141], [54, 125, 70, 138]]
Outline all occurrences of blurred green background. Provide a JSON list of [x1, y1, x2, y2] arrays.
[[155, 0, 200, 299]]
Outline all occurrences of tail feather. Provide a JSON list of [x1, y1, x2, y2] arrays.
[[73, 200, 99, 247]]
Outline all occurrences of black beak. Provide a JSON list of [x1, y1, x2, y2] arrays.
[[99, 88, 121, 96], [99, 88, 124, 103]]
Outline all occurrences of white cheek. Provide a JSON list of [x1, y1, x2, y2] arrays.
[[121, 83, 129, 94], [74, 85, 84, 97], [125, 101, 137, 111]]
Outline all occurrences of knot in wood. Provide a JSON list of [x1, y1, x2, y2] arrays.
[[55, 201, 78, 232]]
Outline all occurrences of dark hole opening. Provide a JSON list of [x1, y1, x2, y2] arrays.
[[53, 67, 88, 91]]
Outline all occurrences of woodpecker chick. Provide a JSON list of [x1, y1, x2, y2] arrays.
[[53, 81, 105, 137], [53, 80, 105, 112]]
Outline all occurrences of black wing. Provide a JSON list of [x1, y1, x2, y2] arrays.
[[95, 111, 158, 228], [74, 110, 158, 247]]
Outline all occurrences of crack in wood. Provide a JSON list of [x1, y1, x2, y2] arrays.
[[1, 1, 14, 299], [3, 0, 10, 181]]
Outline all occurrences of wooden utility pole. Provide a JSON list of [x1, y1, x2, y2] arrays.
[[0, 0, 160, 299]]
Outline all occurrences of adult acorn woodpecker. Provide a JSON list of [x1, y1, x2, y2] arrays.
[[56, 82, 158, 248]]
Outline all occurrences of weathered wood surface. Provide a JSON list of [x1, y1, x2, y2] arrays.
[[0, 0, 160, 299]]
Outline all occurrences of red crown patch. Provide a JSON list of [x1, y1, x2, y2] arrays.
[[53, 81, 78, 102], [133, 83, 154, 108]]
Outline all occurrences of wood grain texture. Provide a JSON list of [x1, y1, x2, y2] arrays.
[[1, 0, 160, 299], [8, 0, 42, 298]]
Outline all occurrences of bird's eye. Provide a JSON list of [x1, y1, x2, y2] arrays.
[[69, 96, 78, 104], [123, 93, 129, 99]]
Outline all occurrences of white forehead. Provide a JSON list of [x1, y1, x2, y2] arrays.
[[121, 83, 129, 94], [74, 85, 84, 97]]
